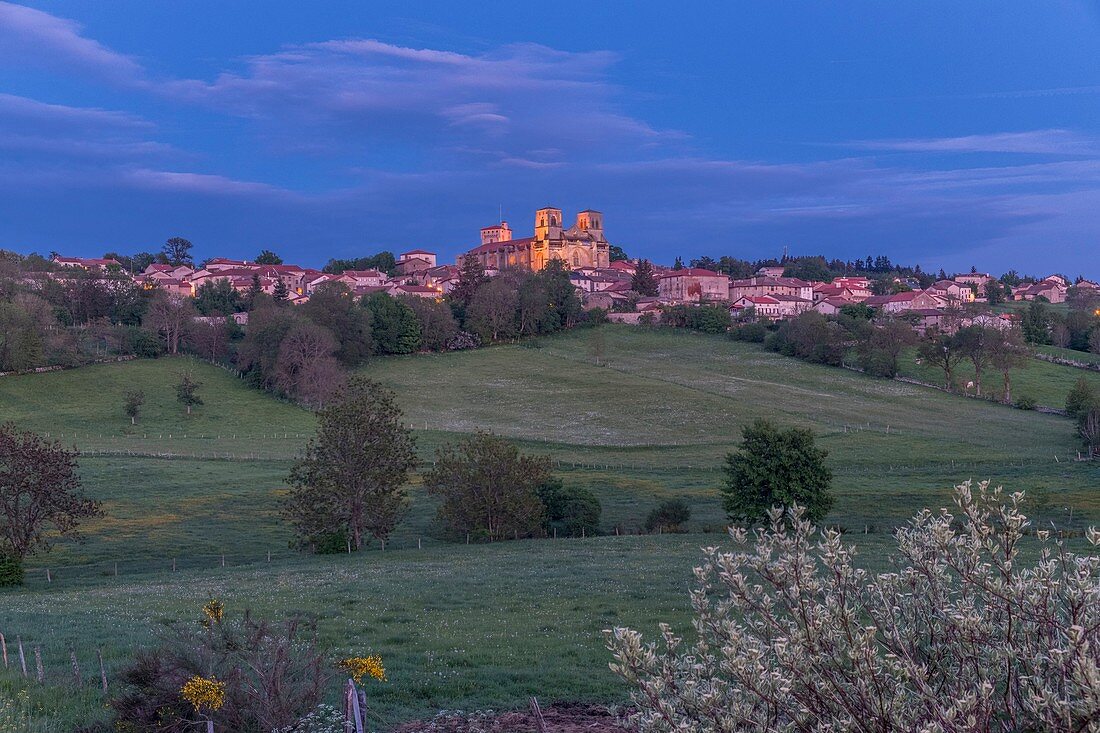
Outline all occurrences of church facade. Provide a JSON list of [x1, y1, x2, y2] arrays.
[[463, 207, 611, 271]]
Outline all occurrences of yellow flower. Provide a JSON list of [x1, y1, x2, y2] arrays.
[[202, 598, 224, 625], [180, 675, 226, 713], [339, 655, 387, 683]]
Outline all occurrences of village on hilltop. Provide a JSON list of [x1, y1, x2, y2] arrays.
[[43, 205, 1098, 333]]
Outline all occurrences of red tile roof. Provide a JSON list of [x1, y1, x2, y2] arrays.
[[660, 268, 721, 278], [466, 237, 536, 255]]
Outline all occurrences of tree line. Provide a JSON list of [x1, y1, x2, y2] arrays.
[[280, 376, 834, 554], [0, 243, 605, 407]]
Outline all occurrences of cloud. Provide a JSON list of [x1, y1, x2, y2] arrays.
[[0, 1, 143, 82], [160, 40, 678, 164], [0, 93, 171, 163], [0, 93, 151, 129], [850, 129, 1099, 156], [0, 5, 1095, 275], [121, 169, 297, 199]]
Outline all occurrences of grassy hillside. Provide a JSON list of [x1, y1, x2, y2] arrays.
[[1034, 344, 1100, 366], [0, 326, 1097, 729], [0, 329, 1095, 574], [895, 343, 1100, 408]]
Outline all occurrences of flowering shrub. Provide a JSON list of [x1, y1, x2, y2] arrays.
[[607, 481, 1100, 732], [179, 675, 225, 713], [201, 598, 224, 626], [112, 605, 329, 731], [339, 655, 387, 683]]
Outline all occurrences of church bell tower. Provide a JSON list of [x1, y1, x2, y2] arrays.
[[535, 207, 562, 241]]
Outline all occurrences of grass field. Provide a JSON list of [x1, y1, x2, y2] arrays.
[[895, 342, 1100, 409], [0, 326, 1097, 729], [1034, 344, 1100, 366]]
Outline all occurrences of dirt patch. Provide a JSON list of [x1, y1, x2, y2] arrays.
[[392, 702, 634, 733]]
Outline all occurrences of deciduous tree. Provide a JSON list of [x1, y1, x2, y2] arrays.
[[176, 371, 203, 414], [282, 377, 416, 551], [162, 237, 194, 267], [400, 294, 458, 351], [987, 327, 1029, 404], [302, 282, 373, 364], [467, 277, 518, 342], [363, 292, 421, 354], [644, 498, 691, 533], [145, 292, 195, 354], [255, 249, 283, 265], [917, 330, 964, 391], [1065, 376, 1098, 419], [194, 279, 243, 317], [123, 390, 145, 425], [956, 325, 993, 396], [722, 419, 833, 524], [424, 432, 549, 541], [0, 424, 101, 582], [537, 478, 601, 537], [273, 320, 343, 407]]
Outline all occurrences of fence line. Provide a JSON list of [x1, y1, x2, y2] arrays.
[[1033, 352, 1100, 373]]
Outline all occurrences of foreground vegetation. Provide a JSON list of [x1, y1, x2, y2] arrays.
[[0, 326, 1097, 728]]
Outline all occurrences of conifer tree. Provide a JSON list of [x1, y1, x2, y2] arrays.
[[631, 259, 659, 296]]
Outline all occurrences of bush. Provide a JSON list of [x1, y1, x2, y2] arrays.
[[445, 331, 481, 351], [309, 530, 351, 555], [609, 482, 1100, 732], [1065, 376, 1098, 419], [537, 478, 601, 537], [645, 499, 691, 533], [0, 550, 23, 586], [124, 326, 164, 358], [111, 604, 329, 732], [730, 322, 767, 342], [1015, 395, 1038, 410]]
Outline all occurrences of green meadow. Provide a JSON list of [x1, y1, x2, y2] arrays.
[[0, 325, 1096, 729]]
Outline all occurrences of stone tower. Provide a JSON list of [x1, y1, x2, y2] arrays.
[[535, 207, 562, 241], [575, 209, 604, 240]]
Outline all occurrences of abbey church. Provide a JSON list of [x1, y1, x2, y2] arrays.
[[463, 207, 611, 271]]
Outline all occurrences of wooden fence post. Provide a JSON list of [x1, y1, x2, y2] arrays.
[[71, 649, 82, 687], [17, 636, 26, 677], [97, 648, 108, 693], [0, 632, 6, 667], [34, 646, 44, 682], [345, 679, 365, 733]]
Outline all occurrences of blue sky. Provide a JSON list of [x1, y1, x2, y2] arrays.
[[1, 1, 1098, 275]]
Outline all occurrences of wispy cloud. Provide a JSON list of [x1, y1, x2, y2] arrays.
[[159, 39, 680, 164], [0, 92, 170, 162], [0, 93, 151, 129], [0, 1, 143, 82], [122, 169, 298, 199], [851, 129, 1099, 156]]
